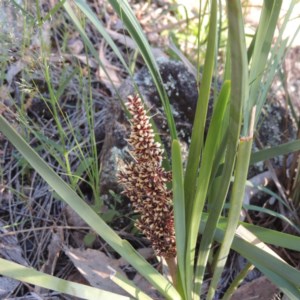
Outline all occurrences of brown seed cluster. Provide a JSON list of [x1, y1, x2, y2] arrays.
[[118, 95, 176, 258]]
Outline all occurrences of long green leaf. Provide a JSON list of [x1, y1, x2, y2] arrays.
[[206, 0, 249, 297], [246, 0, 282, 133], [186, 77, 229, 298], [0, 115, 181, 300], [184, 0, 217, 211], [201, 213, 300, 252], [244, 204, 300, 234], [0, 259, 127, 300], [193, 81, 231, 294], [221, 262, 254, 300], [172, 140, 186, 298], [207, 138, 253, 299], [183, 1, 218, 296], [110, 271, 153, 300], [233, 226, 300, 298], [243, 223, 300, 251], [233, 226, 300, 287], [255, 36, 288, 124], [250, 139, 300, 164]]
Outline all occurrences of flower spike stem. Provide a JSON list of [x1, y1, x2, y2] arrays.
[[165, 256, 177, 286]]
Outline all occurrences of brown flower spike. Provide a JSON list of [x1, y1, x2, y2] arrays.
[[118, 95, 176, 258]]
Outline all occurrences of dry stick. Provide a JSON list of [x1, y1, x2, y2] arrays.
[[0, 226, 91, 237]]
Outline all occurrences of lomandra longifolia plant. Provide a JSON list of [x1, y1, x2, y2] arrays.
[[118, 95, 177, 262], [2, 1, 300, 299]]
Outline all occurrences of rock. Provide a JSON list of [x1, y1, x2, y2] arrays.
[[119, 58, 199, 144], [99, 99, 130, 195]]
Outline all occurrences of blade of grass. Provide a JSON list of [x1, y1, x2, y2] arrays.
[[0, 115, 181, 300], [195, 0, 210, 80], [0, 258, 128, 300], [243, 204, 300, 234], [255, 37, 288, 122], [68, 1, 172, 170], [183, 2, 218, 293], [40, 0, 67, 24], [169, 37, 197, 78], [71, 0, 176, 170], [279, 67, 300, 126], [11, 0, 35, 23], [234, 226, 300, 288], [221, 262, 254, 300], [250, 139, 300, 164]]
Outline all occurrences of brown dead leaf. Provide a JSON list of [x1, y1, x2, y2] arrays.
[[64, 205, 88, 247], [35, 230, 63, 294], [96, 40, 121, 90], [231, 276, 279, 300], [30, 21, 51, 52], [0, 276, 20, 299], [40, 232, 63, 275], [68, 38, 84, 55], [132, 273, 161, 299], [0, 184, 13, 206], [0, 85, 11, 102], [0, 220, 28, 266], [117, 247, 154, 266], [64, 247, 130, 297], [64, 205, 87, 228], [6, 60, 26, 85]]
